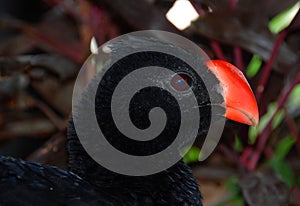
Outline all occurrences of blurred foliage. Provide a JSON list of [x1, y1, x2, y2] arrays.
[[269, 1, 300, 34], [225, 177, 244, 206], [246, 54, 262, 78], [0, 0, 300, 205], [248, 102, 285, 144], [267, 135, 296, 186], [183, 146, 201, 164]]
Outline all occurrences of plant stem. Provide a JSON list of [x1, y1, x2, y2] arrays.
[[227, 0, 244, 71], [20, 24, 84, 63], [190, 1, 227, 61], [210, 40, 227, 60], [255, 30, 287, 105], [233, 46, 244, 71], [228, 0, 237, 9]]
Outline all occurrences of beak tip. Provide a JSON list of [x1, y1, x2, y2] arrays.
[[250, 115, 259, 128], [248, 101, 259, 128], [252, 111, 259, 128]]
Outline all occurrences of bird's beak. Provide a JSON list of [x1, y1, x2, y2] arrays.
[[206, 60, 259, 127]]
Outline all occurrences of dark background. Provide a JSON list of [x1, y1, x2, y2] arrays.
[[0, 0, 299, 205]]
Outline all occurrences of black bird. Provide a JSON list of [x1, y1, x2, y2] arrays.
[[0, 44, 258, 205]]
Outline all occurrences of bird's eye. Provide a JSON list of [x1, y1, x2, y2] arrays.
[[171, 73, 192, 91]]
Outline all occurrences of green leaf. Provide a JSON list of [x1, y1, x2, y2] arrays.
[[268, 159, 294, 186], [225, 176, 240, 194], [267, 136, 296, 186], [248, 102, 285, 144], [234, 135, 243, 152], [272, 109, 285, 129], [183, 146, 201, 164], [286, 83, 300, 112], [246, 54, 262, 78], [269, 1, 300, 34], [249, 103, 277, 143], [248, 126, 259, 144], [296, 176, 300, 186], [268, 158, 295, 186], [225, 177, 245, 206], [274, 135, 296, 160]]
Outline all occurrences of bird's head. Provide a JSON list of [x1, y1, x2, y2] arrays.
[[71, 33, 259, 176]]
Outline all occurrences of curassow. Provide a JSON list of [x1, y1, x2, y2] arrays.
[[0, 37, 258, 206]]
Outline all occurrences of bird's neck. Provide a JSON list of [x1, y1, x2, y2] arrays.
[[67, 119, 202, 205]]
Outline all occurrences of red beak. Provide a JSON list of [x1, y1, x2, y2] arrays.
[[206, 60, 259, 127]]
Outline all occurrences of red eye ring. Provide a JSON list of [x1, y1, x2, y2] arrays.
[[171, 73, 192, 91]]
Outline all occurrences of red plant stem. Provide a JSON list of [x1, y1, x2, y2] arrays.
[[191, 1, 227, 61], [228, 0, 237, 8], [233, 46, 244, 71], [226, 0, 244, 71], [19, 24, 84, 63], [210, 40, 227, 60], [0, 17, 84, 63], [245, 73, 300, 170], [291, 187, 300, 204], [255, 30, 287, 104], [28, 97, 66, 131], [264, 146, 273, 158]]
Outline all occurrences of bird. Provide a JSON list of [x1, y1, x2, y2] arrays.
[[0, 40, 258, 206]]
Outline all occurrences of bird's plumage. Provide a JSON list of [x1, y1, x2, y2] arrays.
[[0, 45, 205, 206], [0, 36, 258, 206]]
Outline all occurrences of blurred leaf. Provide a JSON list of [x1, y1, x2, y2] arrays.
[[192, 10, 298, 72], [231, 195, 245, 206], [274, 135, 296, 160], [246, 54, 262, 78], [248, 127, 259, 144], [94, 0, 178, 32], [272, 109, 285, 129], [267, 136, 296, 186], [225, 176, 244, 206], [234, 135, 243, 152], [183, 146, 201, 164], [24, 54, 78, 80], [25, 10, 85, 62], [286, 83, 300, 112], [275, 161, 294, 186], [225, 176, 240, 194], [237, 0, 299, 17], [248, 102, 285, 144], [0, 34, 35, 56], [248, 104, 273, 144], [238, 168, 290, 205], [31, 77, 74, 116], [269, 1, 300, 34], [296, 177, 300, 186], [0, 118, 55, 139], [267, 157, 294, 186]]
